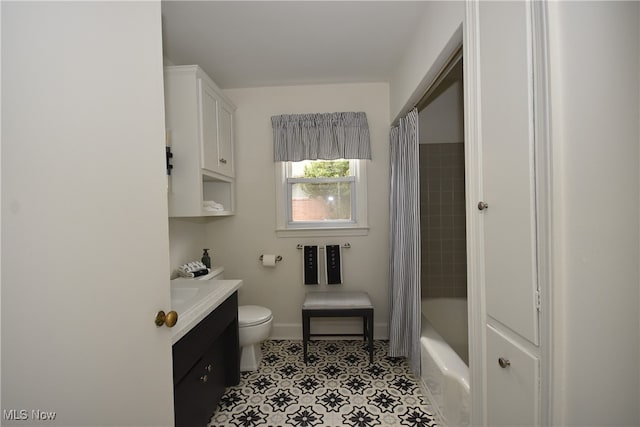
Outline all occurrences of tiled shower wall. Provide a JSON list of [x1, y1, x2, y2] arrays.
[[420, 143, 467, 298]]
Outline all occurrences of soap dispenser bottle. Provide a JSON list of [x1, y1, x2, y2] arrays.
[[201, 249, 211, 269]]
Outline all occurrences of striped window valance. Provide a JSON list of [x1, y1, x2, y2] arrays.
[[272, 112, 371, 161]]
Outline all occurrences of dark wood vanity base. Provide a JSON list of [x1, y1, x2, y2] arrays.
[[172, 292, 239, 427]]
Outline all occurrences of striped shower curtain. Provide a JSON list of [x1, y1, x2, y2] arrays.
[[388, 108, 421, 374]]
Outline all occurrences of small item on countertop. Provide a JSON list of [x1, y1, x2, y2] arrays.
[[192, 269, 209, 277], [201, 248, 211, 269]]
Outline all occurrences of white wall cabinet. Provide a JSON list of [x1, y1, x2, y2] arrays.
[[216, 100, 235, 177], [199, 79, 235, 177], [480, 0, 539, 346], [476, 1, 543, 424], [164, 65, 236, 217], [486, 326, 539, 427]]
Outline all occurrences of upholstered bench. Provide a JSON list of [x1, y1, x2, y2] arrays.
[[302, 291, 374, 363]]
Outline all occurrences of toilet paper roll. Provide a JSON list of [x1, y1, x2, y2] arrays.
[[262, 254, 277, 267]]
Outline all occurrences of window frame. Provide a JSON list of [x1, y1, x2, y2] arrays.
[[275, 159, 369, 237]]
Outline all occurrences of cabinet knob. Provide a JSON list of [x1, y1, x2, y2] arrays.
[[205, 364, 213, 373], [498, 357, 511, 368], [200, 374, 209, 383], [155, 310, 179, 328], [478, 201, 489, 211], [219, 158, 227, 164]]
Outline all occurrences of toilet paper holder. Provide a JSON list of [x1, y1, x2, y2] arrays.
[[259, 254, 282, 262]]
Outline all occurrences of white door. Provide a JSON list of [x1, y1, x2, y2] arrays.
[[479, 0, 539, 345], [199, 80, 221, 174], [217, 102, 235, 177], [2, 3, 174, 426]]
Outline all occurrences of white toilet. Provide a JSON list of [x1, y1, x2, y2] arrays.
[[238, 305, 273, 371]]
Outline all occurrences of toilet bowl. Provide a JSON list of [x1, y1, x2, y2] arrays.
[[238, 305, 273, 371]]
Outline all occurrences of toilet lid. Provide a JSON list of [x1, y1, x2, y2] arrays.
[[238, 305, 273, 327]]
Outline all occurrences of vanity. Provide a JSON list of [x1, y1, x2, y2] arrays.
[[170, 272, 242, 426]]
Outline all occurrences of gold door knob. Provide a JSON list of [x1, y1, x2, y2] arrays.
[[155, 310, 179, 327]]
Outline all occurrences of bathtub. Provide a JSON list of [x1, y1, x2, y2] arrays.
[[420, 298, 470, 427]]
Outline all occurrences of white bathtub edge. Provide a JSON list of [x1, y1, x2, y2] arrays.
[[421, 316, 471, 427]]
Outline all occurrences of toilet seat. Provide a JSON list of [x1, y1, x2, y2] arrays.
[[238, 305, 273, 327]]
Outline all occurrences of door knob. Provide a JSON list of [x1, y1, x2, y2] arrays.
[[478, 201, 489, 211], [155, 310, 178, 327], [498, 357, 511, 368]]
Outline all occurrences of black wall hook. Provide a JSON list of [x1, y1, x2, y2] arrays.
[[166, 146, 174, 175]]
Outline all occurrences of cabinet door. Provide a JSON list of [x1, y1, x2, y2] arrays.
[[174, 354, 221, 427], [479, 0, 539, 345], [217, 101, 234, 177], [199, 79, 220, 173], [486, 326, 539, 426]]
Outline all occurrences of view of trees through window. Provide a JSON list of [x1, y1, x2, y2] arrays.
[[302, 160, 350, 178], [290, 160, 353, 222]]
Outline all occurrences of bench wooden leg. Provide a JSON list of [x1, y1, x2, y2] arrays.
[[362, 317, 367, 341], [366, 311, 374, 363], [301, 307, 374, 364], [302, 311, 310, 364]]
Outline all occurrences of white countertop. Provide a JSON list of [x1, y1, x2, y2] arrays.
[[170, 276, 243, 344]]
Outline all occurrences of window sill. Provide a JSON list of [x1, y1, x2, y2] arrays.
[[275, 226, 369, 238]]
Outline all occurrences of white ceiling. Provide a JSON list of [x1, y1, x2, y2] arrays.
[[161, 1, 430, 89]]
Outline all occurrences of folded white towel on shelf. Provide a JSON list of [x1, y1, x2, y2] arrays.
[[203, 200, 224, 211]]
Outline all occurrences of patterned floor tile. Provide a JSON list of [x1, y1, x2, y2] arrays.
[[208, 340, 440, 427]]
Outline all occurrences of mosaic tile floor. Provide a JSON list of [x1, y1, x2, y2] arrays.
[[208, 340, 440, 427]]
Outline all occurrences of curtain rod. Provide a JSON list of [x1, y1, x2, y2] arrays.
[[415, 47, 463, 113], [391, 44, 463, 127]]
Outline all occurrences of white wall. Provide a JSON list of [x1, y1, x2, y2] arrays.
[[548, 2, 640, 425], [388, 1, 464, 121], [205, 83, 390, 338], [419, 80, 465, 144], [2, 2, 174, 425]]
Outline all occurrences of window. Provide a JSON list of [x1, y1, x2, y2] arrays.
[[276, 159, 368, 236]]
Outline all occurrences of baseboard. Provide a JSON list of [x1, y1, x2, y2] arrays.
[[270, 321, 388, 340]]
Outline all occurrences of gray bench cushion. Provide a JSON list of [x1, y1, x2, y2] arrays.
[[302, 291, 372, 310]]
